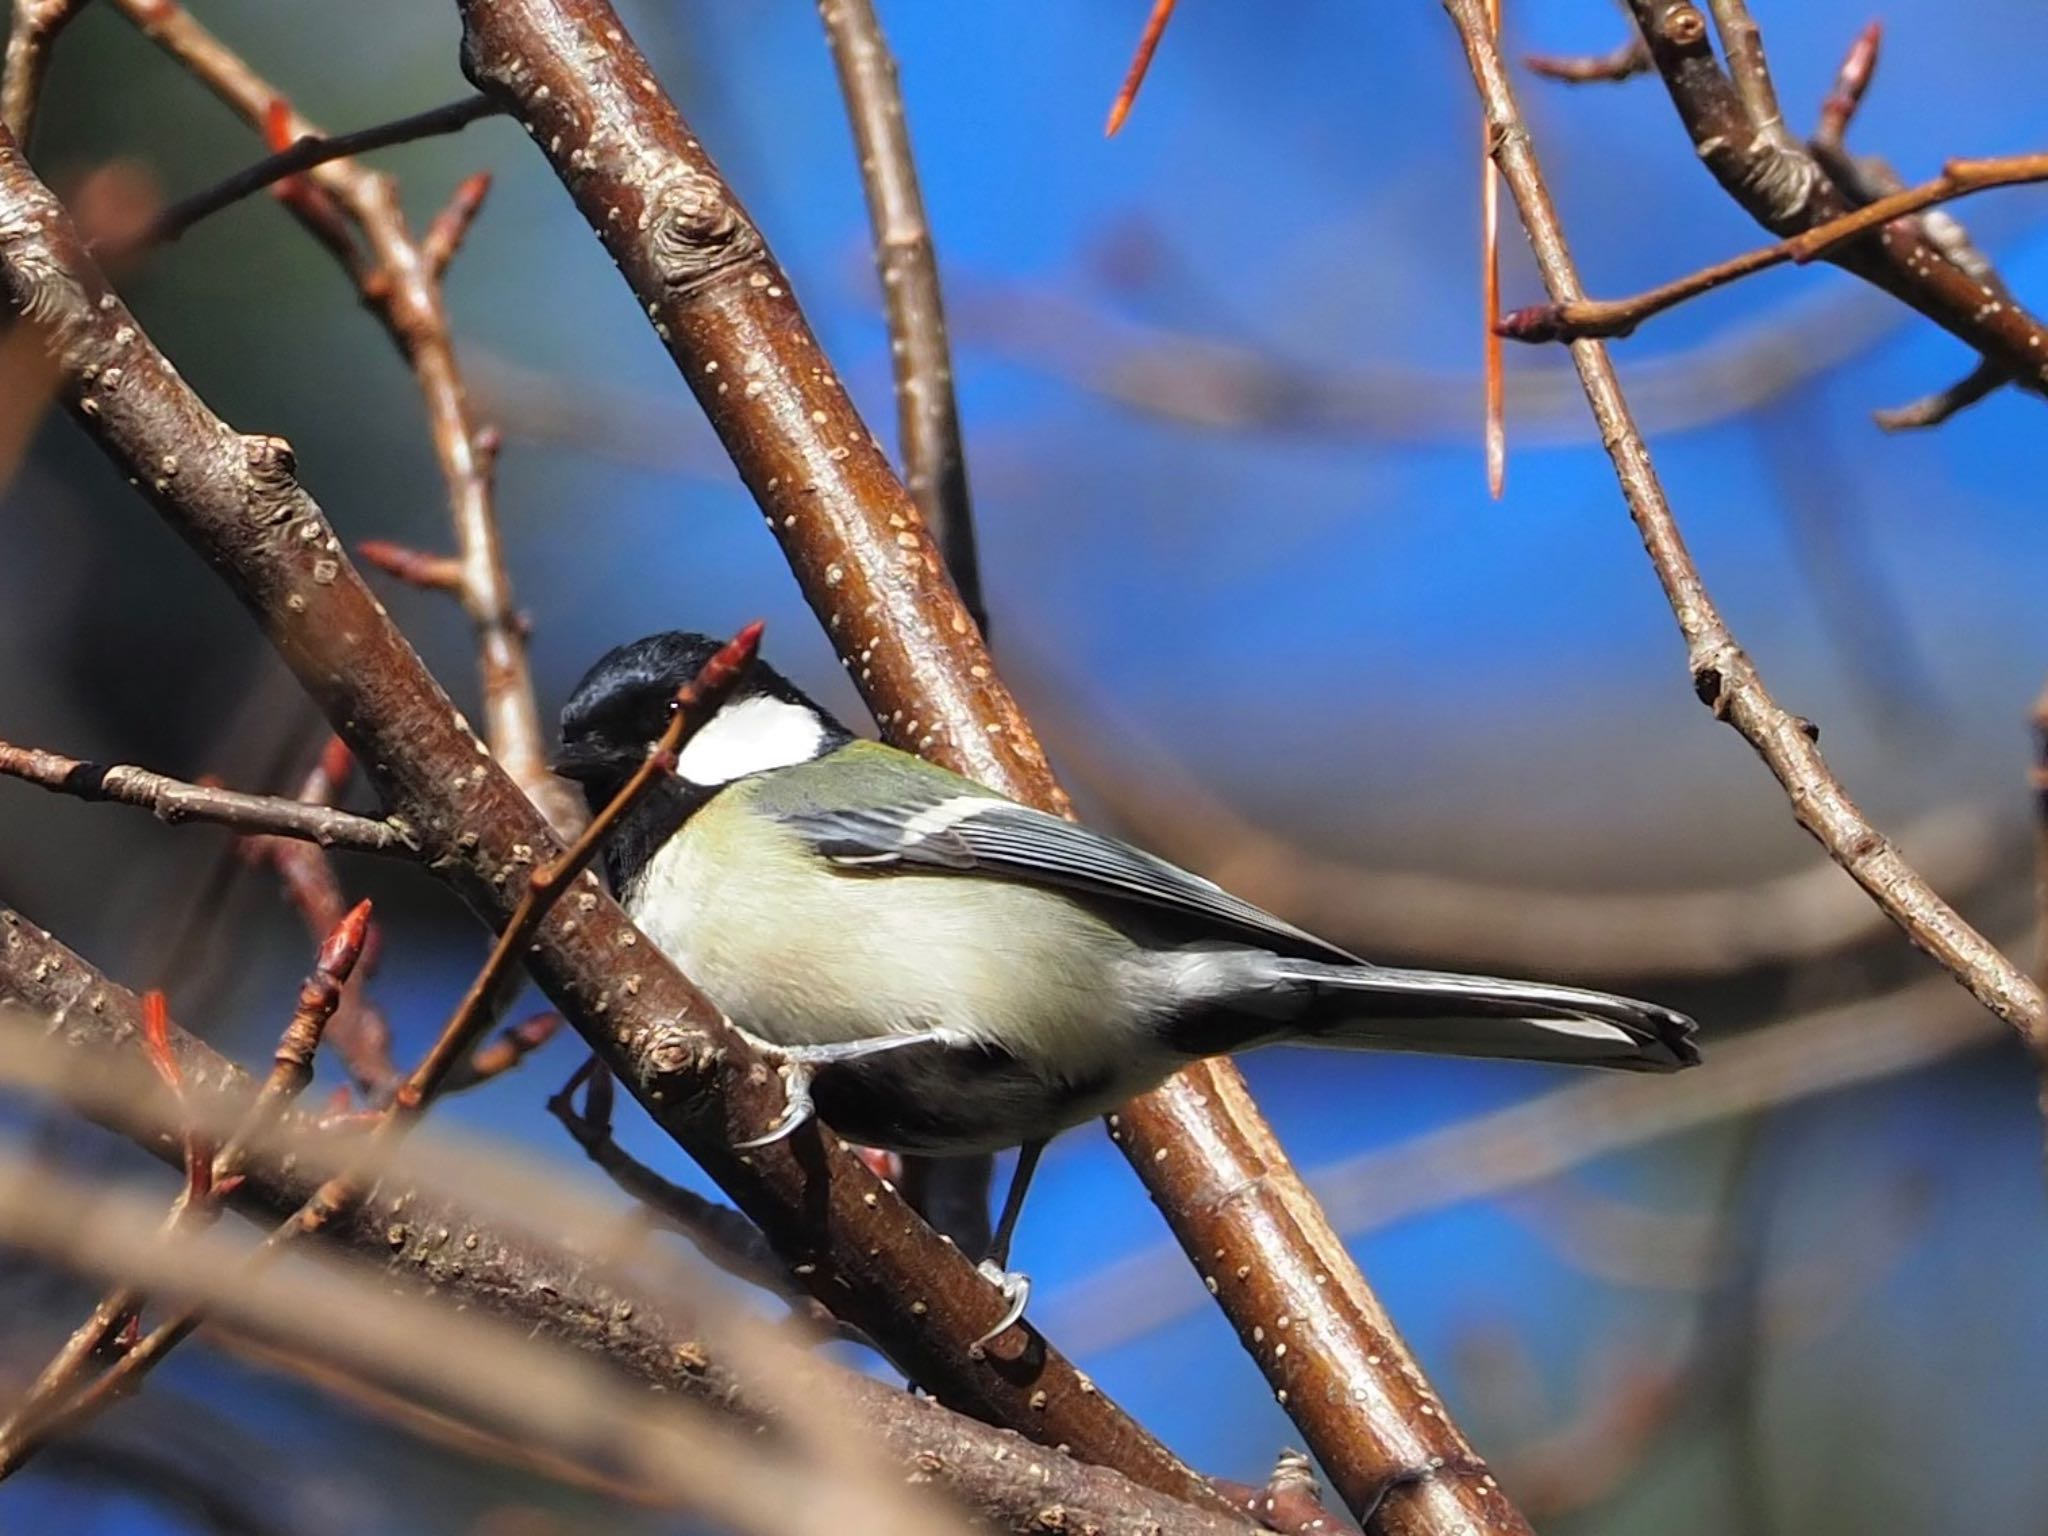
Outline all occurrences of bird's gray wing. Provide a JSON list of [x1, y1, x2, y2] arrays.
[[777, 792, 1362, 965]]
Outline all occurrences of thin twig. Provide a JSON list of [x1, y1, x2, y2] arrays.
[[1496, 150, 2048, 345], [1447, 0, 2048, 1057], [134, 94, 503, 249], [818, 0, 985, 634], [1609, 0, 2048, 404], [0, 739, 414, 854], [108, 0, 584, 839], [1106, 0, 1179, 136], [0, 907, 368, 1476]]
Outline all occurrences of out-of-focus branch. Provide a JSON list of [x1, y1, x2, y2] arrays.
[[455, 3, 1529, 1529], [1605, 1, 2048, 411], [0, 912, 1263, 1536], [0, 1159, 963, 1536], [1039, 694, 2010, 980], [0, 739, 415, 854], [1046, 958, 2001, 1359], [1497, 151, 2048, 345], [0, 129, 1213, 1508], [818, 0, 984, 635], [0, 0, 88, 143], [1444, 1, 2048, 1055], [962, 276, 1913, 445], [106, 0, 583, 839], [0, 910, 368, 1477]]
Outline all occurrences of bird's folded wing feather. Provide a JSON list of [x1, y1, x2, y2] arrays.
[[777, 793, 1362, 965]]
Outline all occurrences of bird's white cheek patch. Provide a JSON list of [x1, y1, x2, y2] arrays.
[[675, 696, 826, 785]]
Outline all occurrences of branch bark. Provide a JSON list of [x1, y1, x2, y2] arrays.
[[0, 127, 1214, 1509], [452, 4, 1530, 1530]]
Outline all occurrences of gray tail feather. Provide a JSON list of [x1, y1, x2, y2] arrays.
[[1273, 959, 1700, 1073]]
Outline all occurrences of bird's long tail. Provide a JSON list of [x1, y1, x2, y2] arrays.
[[1263, 958, 1699, 1073]]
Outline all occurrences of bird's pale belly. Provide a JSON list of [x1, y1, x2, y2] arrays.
[[623, 813, 1185, 1151]]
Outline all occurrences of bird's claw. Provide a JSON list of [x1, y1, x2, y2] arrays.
[[971, 1259, 1031, 1348], [734, 1058, 816, 1149]]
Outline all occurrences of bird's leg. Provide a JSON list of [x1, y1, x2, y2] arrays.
[[971, 1138, 1046, 1347], [733, 1031, 948, 1149]]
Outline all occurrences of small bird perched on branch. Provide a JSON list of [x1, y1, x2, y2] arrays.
[[556, 631, 1699, 1337]]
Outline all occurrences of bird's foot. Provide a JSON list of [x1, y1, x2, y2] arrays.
[[971, 1259, 1031, 1348], [734, 1033, 946, 1150]]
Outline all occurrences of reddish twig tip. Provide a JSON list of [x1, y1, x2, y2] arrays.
[[1106, 0, 1178, 137]]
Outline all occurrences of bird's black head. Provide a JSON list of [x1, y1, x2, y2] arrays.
[[554, 631, 852, 810]]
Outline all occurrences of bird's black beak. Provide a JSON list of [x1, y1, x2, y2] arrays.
[[549, 739, 622, 785]]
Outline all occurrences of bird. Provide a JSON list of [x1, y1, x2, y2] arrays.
[[553, 630, 1699, 1339]]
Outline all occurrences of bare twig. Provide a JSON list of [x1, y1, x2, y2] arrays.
[[1496, 151, 2048, 345], [458, 3, 1531, 1528], [0, 0, 88, 143], [0, 908, 368, 1476], [107, 0, 584, 839], [818, 0, 984, 635], [1607, 0, 2048, 406], [0, 739, 414, 854], [137, 95, 503, 249], [1524, 34, 1650, 85], [240, 742, 399, 1101], [1445, 0, 2048, 1055], [1106, 0, 1179, 136]]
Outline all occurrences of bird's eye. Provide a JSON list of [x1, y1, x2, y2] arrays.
[[665, 698, 682, 718]]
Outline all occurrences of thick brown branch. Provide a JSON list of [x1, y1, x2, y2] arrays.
[[0, 909, 1260, 1536], [0, 126, 1214, 1510], [454, 4, 1527, 1530], [1441, 2, 2048, 1058], [0, 739, 414, 853]]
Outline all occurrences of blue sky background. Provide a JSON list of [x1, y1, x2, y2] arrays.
[[4, 1, 2048, 1532]]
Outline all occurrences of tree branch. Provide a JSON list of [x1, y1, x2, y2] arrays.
[[1606, 0, 2048, 405], [0, 124, 1218, 1510], [0, 0, 88, 143], [106, 0, 585, 839], [1439, 0, 2048, 1058], [1497, 151, 2048, 345], [0, 739, 415, 854], [818, 0, 984, 636], [453, 4, 1530, 1529]]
